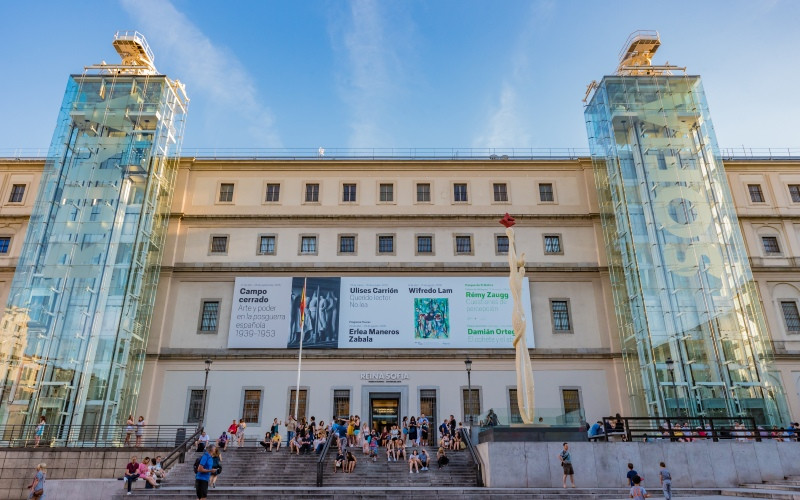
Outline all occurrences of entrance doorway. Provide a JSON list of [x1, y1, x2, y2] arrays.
[[370, 394, 400, 432]]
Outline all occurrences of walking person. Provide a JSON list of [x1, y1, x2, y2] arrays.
[[34, 416, 46, 448], [558, 442, 575, 488], [124, 415, 135, 446], [236, 419, 246, 448], [659, 462, 672, 500], [626, 463, 641, 487], [630, 474, 650, 499], [135, 416, 145, 447], [27, 463, 46, 499], [209, 446, 222, 489], [195, 443, 216, 500], [227, 419, 238, 447]]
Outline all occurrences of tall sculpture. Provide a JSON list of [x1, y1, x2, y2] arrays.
[[500, 214, 535, 424]]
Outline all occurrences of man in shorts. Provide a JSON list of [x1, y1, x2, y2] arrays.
[[558, 442, 575, 488], [195, 443, 216, 500]]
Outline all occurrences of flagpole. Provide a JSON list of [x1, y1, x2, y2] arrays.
[[294, 278, 307, 420]]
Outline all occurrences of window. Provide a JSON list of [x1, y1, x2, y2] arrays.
[[266, 183, 280, 202], [420, 389, 438, 440], [258, 235, 276, 255], [417, 183, 431, 203], [550, 299, 572, 333], [8, 184, 25, 203], [289, 389, 308, 419], [0, 237, 10, 254], [493, 183, 508, 202], [496, 235, 509, 255], [781, 301, 800, 333], [455, 235, 472, 255], [544, 234, 562, 255], [379, 183, 394, 202], [762, 236, 781, 255], [509, 389, 522, 424], [342, 183, 357, 202], [242, 389, 262, 423], [187, 389, 207, 424], [462, 388, 481, 423], [453, 183, 468, 202], [748, 184, 765, 203], [199, 300, 220, 333], [89, 205, 100, 222], [219, 183, 235, 203], [305, 183, 320, 203], [417, 235, 433, 254], [301, 236, 317, 255], [378, 235, 394, 254], [789, 185, 800, 203], [210, 235, 228, 254], [539, 183, 554, 202], [339, 235, 356, 254], [561, 389, 582, 423], [333, 390, 351, 419]]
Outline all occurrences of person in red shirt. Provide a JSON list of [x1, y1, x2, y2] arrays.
[[123, 456, 139, 495], [227, 420, 238, 446]]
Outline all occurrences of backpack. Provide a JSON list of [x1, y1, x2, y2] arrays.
[[193, 457, 201, 474]]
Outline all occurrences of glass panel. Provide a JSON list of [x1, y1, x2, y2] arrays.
[[211, 236, 228, 253], [561, 389, 581, 424], [456, 236, 471, 254], [454, 184, 467, 202], [378, 236, 394, 253], [380, 184, 393, 202], [496, 235, 509, 254], [9, 184, 25, 203], [789, 185, 800, 203], [339, 236, 355, 253], [508, 389, 522, 424], [188, 390, 206, 423], [305, 184, 319, 202], [342, 184, 356, 202], [266, 183, 280, 202], [493, 183, 508, 202], [462, 388, 480, 423], [259, 236, 275, 254], [301, 237, 316, 254], [748, 184, 765, 203], [417, 236, 432, 253], [539, 184, 554, 202], [551, 301, 570, 331], [545, 236, 561, 254], [219, 183, 234, 202], [762, 237, 780, 254], [0, 237, 9, 254], [420, 389, 437, 441]]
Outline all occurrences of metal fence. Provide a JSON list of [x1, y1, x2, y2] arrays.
[[3, 147, 798, 161], [0, 423, 190, 448], [597, 416, 791, 442]]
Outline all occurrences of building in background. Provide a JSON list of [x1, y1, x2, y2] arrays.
[[585, 31, 789, 424], [0, 32, 188, 430]]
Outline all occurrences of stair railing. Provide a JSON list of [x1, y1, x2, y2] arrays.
[[162, 426, 204, 471], [316, 432, 336, 486], [459, 427, 484, 487]]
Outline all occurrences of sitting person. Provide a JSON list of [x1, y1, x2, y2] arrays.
[[270, 432, 282, 451], [151, 456, 165, 480], [408, 449, 421, 473], [259, 431, 272, 452], [217, 431, 229, 451], [395, 439, 407, 461], [138, 457, 159, 489], [345, 450, 357, 473], [588, 421, 604, 439], [289, 432, 303, 454], [386, 438, 396, 461], [437, 447, 449, 468], [195, 430, 210, 452], [313, 435, 326, 454], [333, 450, 345, 473], [123, 456, 139, 495], [380, 427, 389, 447], [300, 432, 313, 454], [440, 433, 451, 450], [419, 449, 429, 471], [451, 429, 461, 450]]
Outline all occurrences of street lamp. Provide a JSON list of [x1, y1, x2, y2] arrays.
[[665, 357, 677, 416], [199, 359, 213, 430], [464, 357, 473, 427]]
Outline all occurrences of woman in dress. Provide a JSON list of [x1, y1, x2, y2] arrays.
[[209, 447, 222, 489], [401, 416, 409, 445], [27, 463, 46, 499], [237, 419, 246, 447], [135, 416, 145, 447], [34, 416, 45, 448], [124, 415, 134, 446]]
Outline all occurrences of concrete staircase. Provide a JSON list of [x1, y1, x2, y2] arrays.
[[721, 475, 800, 498]]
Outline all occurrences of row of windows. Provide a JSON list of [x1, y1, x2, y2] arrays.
[[186, 386, 583, 427], [197, 298, 573, 334], [208, 233, 564, 257], [747, 183, 800, 204], [217, 181, 556, 205]]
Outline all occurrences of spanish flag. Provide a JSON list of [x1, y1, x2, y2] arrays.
[[299, 278, 307, 328]]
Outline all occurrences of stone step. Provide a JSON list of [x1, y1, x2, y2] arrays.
[[721, 487, 800, 499], [741, 483, 800, 492]]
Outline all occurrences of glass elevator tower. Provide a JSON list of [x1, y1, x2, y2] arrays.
[[0, 32, 188, 432], [584, 31, 789, 425]]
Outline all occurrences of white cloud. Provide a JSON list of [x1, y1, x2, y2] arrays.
[[119, 0, 280, 148], [331, 0, 407, 148]]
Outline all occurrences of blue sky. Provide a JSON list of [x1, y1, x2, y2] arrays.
[[1, 0, 798, 152]]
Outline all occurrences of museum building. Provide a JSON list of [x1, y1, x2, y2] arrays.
[[0, 32, 799, 439]]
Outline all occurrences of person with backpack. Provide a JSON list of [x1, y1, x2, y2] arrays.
[[194, 443, 216, 500], [630, 475, 650, 499]]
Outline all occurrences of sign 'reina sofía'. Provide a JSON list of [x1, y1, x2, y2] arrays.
[[228, 277, 534, 349]]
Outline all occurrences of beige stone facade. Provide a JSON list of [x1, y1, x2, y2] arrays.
[[1, 156, 799, 436]]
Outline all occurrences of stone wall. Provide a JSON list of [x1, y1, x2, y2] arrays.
[[0, 448, 172, 499], [476, 440, 800, 488]]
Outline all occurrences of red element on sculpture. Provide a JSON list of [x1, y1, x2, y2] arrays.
[[499, 213, 516, 228]]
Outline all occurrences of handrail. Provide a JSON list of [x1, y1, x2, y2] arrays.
[[459, 427, 484, 487], [315, 432, 336, 487], [0, 423, 190, 448], [162, 426, 203, 471], [597, 416, 774, 442]]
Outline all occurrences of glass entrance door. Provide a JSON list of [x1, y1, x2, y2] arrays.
[[370, 397, 399, 432]]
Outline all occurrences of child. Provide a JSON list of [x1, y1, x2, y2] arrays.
[[630, 475, 649, 499], [659, 462, 672, 500], [369, 434, 379, 461], [333, 451, 345, 473]]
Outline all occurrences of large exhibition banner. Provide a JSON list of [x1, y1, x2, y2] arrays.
[[227, 277, 534, 349]]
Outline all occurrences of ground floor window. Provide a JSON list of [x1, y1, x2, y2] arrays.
[[187, 389, 206, 424], [333, 389, 350, 419], [420, 389, 437, 441], [242, 389, 262, 423], [289, 389, 308, 420], [462, 388, 481, 425], [561, 388, 581, 423]]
